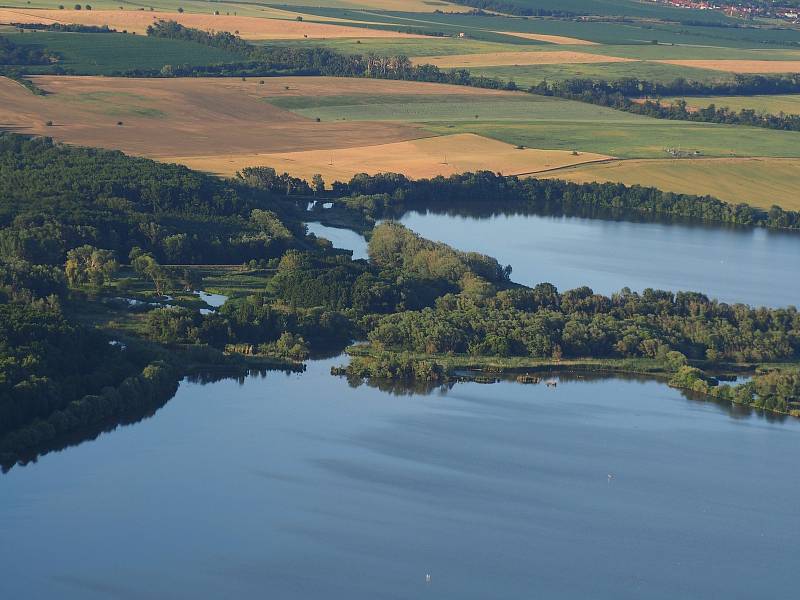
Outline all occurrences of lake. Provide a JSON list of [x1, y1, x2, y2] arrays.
[[398, 211, 800, 307], [306, 211, 800, 307], [2, 357, 799, 599]]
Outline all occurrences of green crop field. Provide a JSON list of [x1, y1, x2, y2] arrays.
[[5, 31, 245, 74], [579, 44, 800, 61], [445, 0, 738, 22], [467, 62, 731, 86], [289, 8, 800, 48], [429, 119, 800, 159], [663, 94, 800, 115], [269, 93, 582, 121], [260, 37, 542, 57], [266, 90, 800, 159]]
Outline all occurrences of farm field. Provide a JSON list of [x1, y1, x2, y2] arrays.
[[0, 8, 425, 39], [542, 158, 800, 210], [655, 59, 800, 74], [270, 92, 641, 122], [261, 37, 542, 58], [466, 62, 731, 85], [426, 120, 800, 160], [287, 8, 800, 47], [662, 94, 800, 114], [0, 75, 575, 173], [266, 90, 800, 160], [496, 32, 597, 45], [410, 50, 636, 68], [1, 65, 797, 206], [0, 0, 467, 18], [170, 133, 612, 180], [7, 31, 244, 75], [0, 75, 440, 157], [576, 45, 800, 61]]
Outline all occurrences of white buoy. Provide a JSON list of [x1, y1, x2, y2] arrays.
[[426, 573, 431, 583]]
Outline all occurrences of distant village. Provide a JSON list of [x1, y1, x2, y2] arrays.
[[651, 0, 800, 23]]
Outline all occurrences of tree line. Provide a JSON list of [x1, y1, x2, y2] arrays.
[[11, 23, 117, 34], [331, 171, 800, 230], [531, 76, 800, 132], [0, 34, 57, 65], [444, 1, 576, 17]]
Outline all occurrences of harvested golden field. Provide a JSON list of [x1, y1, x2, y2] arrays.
[[0, 75, 446, 158], [170, 133, 612, 181], [541, 157, 800, 211], [494, 31, 598, 45], [655, 59, 800, 74], [412, 51, 636, 68], [0, 8, 424, 39]]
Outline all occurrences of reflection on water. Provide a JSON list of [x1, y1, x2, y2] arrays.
[[3, 356, 799, 599], [0, 364, 302, 473]]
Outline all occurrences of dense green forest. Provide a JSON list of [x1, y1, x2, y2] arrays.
[[363, 232, 800, 364], [0, 135, 311, 266]]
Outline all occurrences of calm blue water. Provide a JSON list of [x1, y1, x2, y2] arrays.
[[2, 357, 798, 599], [396, 212, 800, 307], [307, 221, 370, 260]]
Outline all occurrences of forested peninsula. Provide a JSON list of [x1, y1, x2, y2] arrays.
[[1, 132, 798, 469]]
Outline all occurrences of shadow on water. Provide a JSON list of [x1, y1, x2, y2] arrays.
[[1, 363, 304, 474]]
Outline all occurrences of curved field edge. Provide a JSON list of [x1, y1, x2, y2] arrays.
[[540, 157, 800, 211]]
